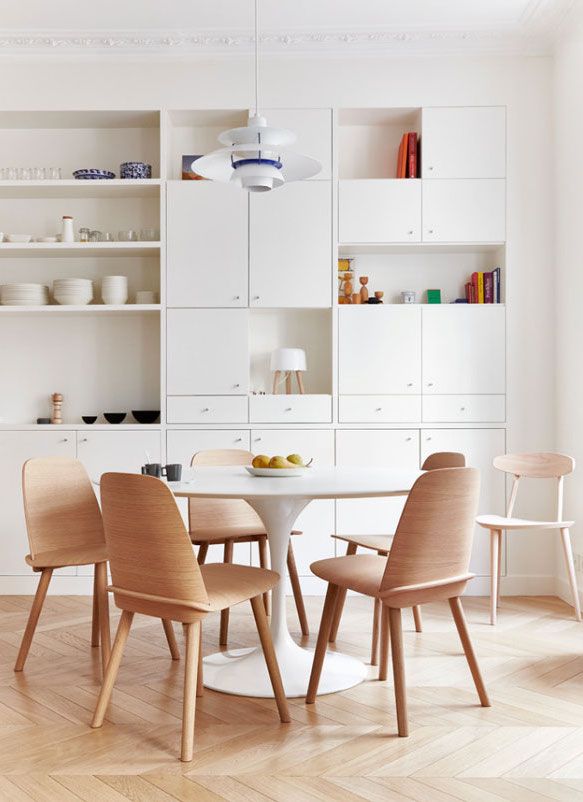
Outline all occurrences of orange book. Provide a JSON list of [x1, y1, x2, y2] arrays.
[[397, 133, 408, 178]]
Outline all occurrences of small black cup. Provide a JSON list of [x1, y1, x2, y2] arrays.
[[163, 463, 182, 482], [142, 463, 162, 477]]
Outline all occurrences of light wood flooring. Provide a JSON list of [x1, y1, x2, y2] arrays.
[[1, 593, 583, 801]]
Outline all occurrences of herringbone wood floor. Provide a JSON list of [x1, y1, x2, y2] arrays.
[[1, 594, 583, 801]]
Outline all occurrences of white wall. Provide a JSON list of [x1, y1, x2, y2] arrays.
[[1, 52, 557, 592], [555, 9, 583, 603]]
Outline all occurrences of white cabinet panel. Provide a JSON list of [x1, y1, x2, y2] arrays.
[[339, 179, 421, 243], [249, 394, 331, 424], [167, 182, 248, 307], [422, 306, 505, 395], [167, 309, 249, 395], [167, 396, 248, 424], [0, 431, 75, 575], [336, 429, 420, 538], [422, 395, 505, 423], [421, 429, 506, 576], [422, 179, 505, 242], [339, 395, 421, 423], [250, 429, 335, 575], [422, 107, 506, 179], [250, 181, 331, 307], [339, 306, 421, 395], [264, 108, 332, 179]]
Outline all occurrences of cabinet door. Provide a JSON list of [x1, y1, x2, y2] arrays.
[[0, 431, 75, 575], [423, 179, 505, 242], [336, 430, 420, 538], [339, 179, 421, 243], [250, 429, 335, 579], [167, 309, 249, 395], [421, 429, 506, 576], [422, 306, 505, 395], [250, 181, 331, 307], [264, 108, 332, 179], [167, 182, 248, 307], [422, 107, 506, 179], [339, 306, 421, 394]]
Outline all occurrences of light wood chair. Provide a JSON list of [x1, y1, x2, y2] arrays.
[[92, 472, 290, 762], [189, 449, 308, 643], [476, 452, 581, 625], [329, 452, 466, 665], [307, 467, 490, 737]]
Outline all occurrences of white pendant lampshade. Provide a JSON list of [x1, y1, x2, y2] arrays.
[[270, 348, 307, 372]]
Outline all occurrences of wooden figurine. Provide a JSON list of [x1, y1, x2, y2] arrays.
[[359, 276, 369, 304], [338, 271, 354, 305], [51, 393, 63, 425], [352, 292, 361, 304], [374, 291, 384, 303]]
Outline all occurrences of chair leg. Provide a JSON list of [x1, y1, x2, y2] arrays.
[[287, 541, 309, 637], [449, 597, 490, 707], [378, 603, 390, 681], [14, 567, 53, 671], [91, 567, 100, 647], [219, 541, 234, 646], [560, 528, 582, 622], [389, 607, 408, 737], [197, 543, 208, 565], [490, 529, 500, 625], [329, 542, 357, 642], [196, 623, 204, 698], [92, 610, 134, 728], [181, 621, 201, 762], [95, 562, 111, 675], [162, 619, 180, 660], [258, 536, 271, 616], [370, 598, 381, 666], [306, 583, 340, 704], [250, 595, 290, 723], [412, 606, 423, 633]]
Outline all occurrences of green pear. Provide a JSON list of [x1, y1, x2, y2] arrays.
[[252, 454, 270, 468], [269, 455, 294, 469], [287, 454, 305, 467]]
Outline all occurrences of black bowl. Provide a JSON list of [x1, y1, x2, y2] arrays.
[[104, 412, 126, 424], [81, 415, 97, 424], [131, 409, 160, 424]]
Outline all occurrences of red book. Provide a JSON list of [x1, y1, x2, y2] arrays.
[[465, 282, 472, 303], [471, 272, 479, 304], [397, 133, 408, 178], [407, 132, 417, 178], [484, 272, 494, 303]]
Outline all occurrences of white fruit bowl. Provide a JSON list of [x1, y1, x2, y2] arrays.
[[245, 466, 310, 477]]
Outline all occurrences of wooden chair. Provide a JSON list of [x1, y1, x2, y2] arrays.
[[92, 472, 290, 762], [476, 452, 581, 625], [307, 467, 490, 737], [189, 449, 308, 644], [329, 452, 466, 665]]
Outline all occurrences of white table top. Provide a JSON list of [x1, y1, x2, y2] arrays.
[[171, 466, 422, 500]]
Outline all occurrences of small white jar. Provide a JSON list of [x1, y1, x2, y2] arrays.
[[61, 216, 74, 243]]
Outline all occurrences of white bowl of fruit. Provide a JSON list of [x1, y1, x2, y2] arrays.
[[246, 454, 312, 477]]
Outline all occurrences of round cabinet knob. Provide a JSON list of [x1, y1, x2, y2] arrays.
[[253, 296, 260, 301], [201, 408, 210, 413], [406, 436, 412, 441], [407, 382, 413, 387], [426, 436, 432, 441], [460, 406, 466, 411], [428, 166, 434, 171], [79, 437, 88, 443], [234, 295, 240, 301], [428, 229, 434, 234], [235, 438, 242, 443], [255, 437, 262, 442], [408, 230, 414, 235], [285, 407, 292, 412], [234, 383, 240, 389], [60, 438, 69, 443], [427, 382, 434, 387], [375, 407, 382, 412]]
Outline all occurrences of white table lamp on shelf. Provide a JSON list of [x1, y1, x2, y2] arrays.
[[270, 347, 307, 394]]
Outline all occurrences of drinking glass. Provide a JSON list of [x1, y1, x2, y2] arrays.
[[6, 168, 17, 180], [118, 230, 138, 242], [32, 167, 45, 180], [89, 230, 103, 242], [17, 168, 32, 180], [139, 228, 157, 241], [102, 232, 115, 242], [48, 167, 62, 180]]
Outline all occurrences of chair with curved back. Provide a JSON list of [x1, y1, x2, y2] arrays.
[[92, 472, 289, 762], [307, 466, 489, 736], [189, 449, 308, 644], [329, 452, 466, 666], [477, 452, 580, 625]]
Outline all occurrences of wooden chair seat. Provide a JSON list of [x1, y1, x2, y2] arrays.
[[25, 544, 108, 570], [200, 563, 280, 610], [312, 554, 386, 597], [191, 528, 302, 545], [331, 533, 391, 554], [476, 514, 574, 531]]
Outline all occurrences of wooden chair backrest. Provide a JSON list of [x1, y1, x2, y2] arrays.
[[188, 449, 263, 533], [22, 457, 104, 558], [100, 472, 209, 606], [422, 452, 466, 471], [493, 452, 575, 520], [381, 467, 480, 594]]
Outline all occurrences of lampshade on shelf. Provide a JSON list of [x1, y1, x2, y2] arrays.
[[270, 348, 307, 394]]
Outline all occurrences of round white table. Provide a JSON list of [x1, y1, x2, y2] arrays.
[[172, 465, 421, 698]]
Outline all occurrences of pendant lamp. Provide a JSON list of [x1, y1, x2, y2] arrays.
[[192, 0, 321, 192]]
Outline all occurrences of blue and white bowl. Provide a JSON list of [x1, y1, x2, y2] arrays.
[[73, 168, 116, 180], [120, 162, 152, 179]]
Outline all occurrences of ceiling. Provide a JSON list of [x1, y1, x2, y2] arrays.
[[0, 0, 576, 56]]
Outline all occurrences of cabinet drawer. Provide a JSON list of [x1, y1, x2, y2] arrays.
[[339, 395, 421, 423], [249, 394, 331, 423], [422, 395, 505, 423], [167, 396, 248, 424]]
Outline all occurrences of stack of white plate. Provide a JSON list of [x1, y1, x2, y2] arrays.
[[1, 283, 49, 306], [101, 275, 128, 305], [53, 278, 93, 305]]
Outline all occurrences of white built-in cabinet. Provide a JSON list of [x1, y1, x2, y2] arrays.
[[338, 180, 421, 244], [422, 179, 506, 243]]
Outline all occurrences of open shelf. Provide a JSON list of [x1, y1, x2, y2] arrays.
[[0, 242, 160, 257], [0, 304, 161, 314], [0, 179, 161, 199]]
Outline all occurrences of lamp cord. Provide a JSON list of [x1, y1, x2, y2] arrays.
[[254, 0, 259, 115]]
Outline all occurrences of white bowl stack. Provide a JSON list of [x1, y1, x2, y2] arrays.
[[101, 275, 128, 305], [1, 283, 49, 306], [53, 278, 93, 306]]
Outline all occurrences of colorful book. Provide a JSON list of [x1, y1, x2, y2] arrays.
[[492, 267, 501, 303], [407, 132, 418, 178], [397, 133, 408, 178], [477, 272, 484, 304], [484, 272, 494, 303], [471, 272, 479, 304]]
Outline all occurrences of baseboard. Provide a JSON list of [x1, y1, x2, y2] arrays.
[[555, 575, 583, 607]]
